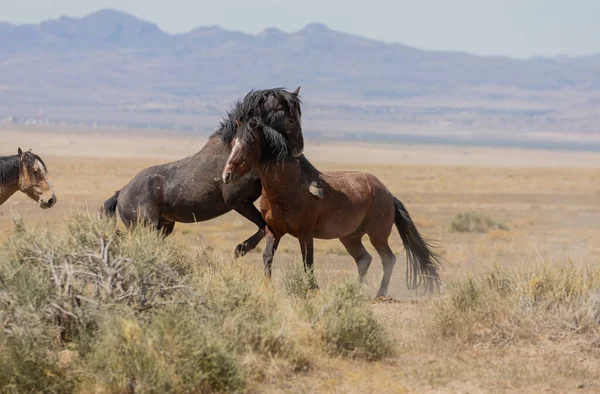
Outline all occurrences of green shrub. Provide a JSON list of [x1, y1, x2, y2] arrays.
[[2, 213, 353, 392], [0, 329, 77, 393], [87, 309, 244, 393], [317, 281, 392, 360], [283, 264, 319, 299]]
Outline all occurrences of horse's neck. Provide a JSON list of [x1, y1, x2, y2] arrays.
[[0, 156, 19, 206], [0, 186, 18, 206], [258, 161, 304, 203]]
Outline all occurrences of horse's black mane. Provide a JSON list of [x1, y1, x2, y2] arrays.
[[214, 88, 302, 145], [0, 156, 19, 184], [0, 151, 47, 184], [237, 117, 290, 162]]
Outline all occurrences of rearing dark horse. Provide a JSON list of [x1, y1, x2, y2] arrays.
[[102, 87, 317, 257]]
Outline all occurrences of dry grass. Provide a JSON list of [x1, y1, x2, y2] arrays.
[[487, 228, 512, 242], [2, 129, 600, 392], [451, 211, 508, 233], [377, 261, 600, 393], [430, 263, 600, 344]]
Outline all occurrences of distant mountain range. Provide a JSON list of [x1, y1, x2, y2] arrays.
[[1, 10, 600, 149]]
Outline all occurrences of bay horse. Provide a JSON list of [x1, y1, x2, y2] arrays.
[[0, 148, 57, 209], [102, 87, 321, 257], [222, 117, 442, 296]]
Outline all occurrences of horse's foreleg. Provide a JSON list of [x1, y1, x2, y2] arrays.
[[159, 221, 175, 237], [263, 227, 280, 278], [299, 235, 319, 289], [233, 203, 266, 258]]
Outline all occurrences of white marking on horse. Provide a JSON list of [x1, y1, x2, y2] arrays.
[[36, 159, 55, 200], [223, 138, 242, 183], [229, 138, 242, 164]]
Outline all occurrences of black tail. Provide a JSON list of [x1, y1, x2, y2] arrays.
[[102, 190, 120, 218], [393, 197, 442, 293]]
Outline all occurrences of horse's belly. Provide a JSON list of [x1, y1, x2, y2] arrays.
[[164, 206, 231, 223], [161, 191, 229, 223], [268, 201, 367, 240], [311, 229, 344, 240], [313, 214, 366, 239]]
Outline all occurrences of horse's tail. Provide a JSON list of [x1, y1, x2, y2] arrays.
[[102, 190, 120, 218], [393, 197, 442, 293]]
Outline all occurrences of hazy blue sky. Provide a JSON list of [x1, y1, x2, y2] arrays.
[[2, 0, 598, 58]]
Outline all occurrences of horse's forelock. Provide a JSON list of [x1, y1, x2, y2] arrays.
[[262, 125, 289, 162], [21, 151, 47, 173], [239, 122, 257, 148], [263, 95, 281, 113], [236, 119, 288, 163]]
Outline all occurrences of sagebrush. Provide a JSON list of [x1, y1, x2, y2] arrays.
[[451, 211, 508, 233], [0, 213, 392, 393], [428, 262, 600, 346]]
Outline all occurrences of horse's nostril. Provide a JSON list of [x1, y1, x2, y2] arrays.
[[48, 197, 55, 205]]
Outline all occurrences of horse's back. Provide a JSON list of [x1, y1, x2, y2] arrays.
[[117, 136, 261, 224], [321, 170, 392, 202], [312, 170, 394, 238], [115, 153, 199, 223]]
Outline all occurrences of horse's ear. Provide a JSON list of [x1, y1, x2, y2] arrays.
[[17, 147, 23, 157], [292, 86, 300, 96], [235, 119, 243, 128]]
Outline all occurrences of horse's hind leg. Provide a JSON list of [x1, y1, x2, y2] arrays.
[[339, 236, 372, 282], [119, 199, 161, 232], [117, 175, 165, 234], [233, 203, 266, 258], [369, 235, 396, 298]]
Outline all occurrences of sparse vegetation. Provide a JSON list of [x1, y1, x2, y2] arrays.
[[283, 264, 320, 299], [428, 263, 600, 346], [316, 281, 392, 360], [283, 267, 392, 361], [451, 211, 508, 233], [2, 137, 600, 392], [0, 214, 392, 393]]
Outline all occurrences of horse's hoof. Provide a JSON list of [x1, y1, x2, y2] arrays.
[[234, 243, 247, 258], [262, 278, 273, 290], [375, 295, 395, 303]]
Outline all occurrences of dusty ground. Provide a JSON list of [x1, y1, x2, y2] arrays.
[[2, 127, 600, 393]]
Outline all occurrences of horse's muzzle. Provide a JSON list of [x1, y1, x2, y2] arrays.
[[39, 195, 57, 209], [223, 171, 231, 184], [223, 171, 239, 184]]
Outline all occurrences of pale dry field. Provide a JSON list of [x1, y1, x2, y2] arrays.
[[2, 127, 600, 393]]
